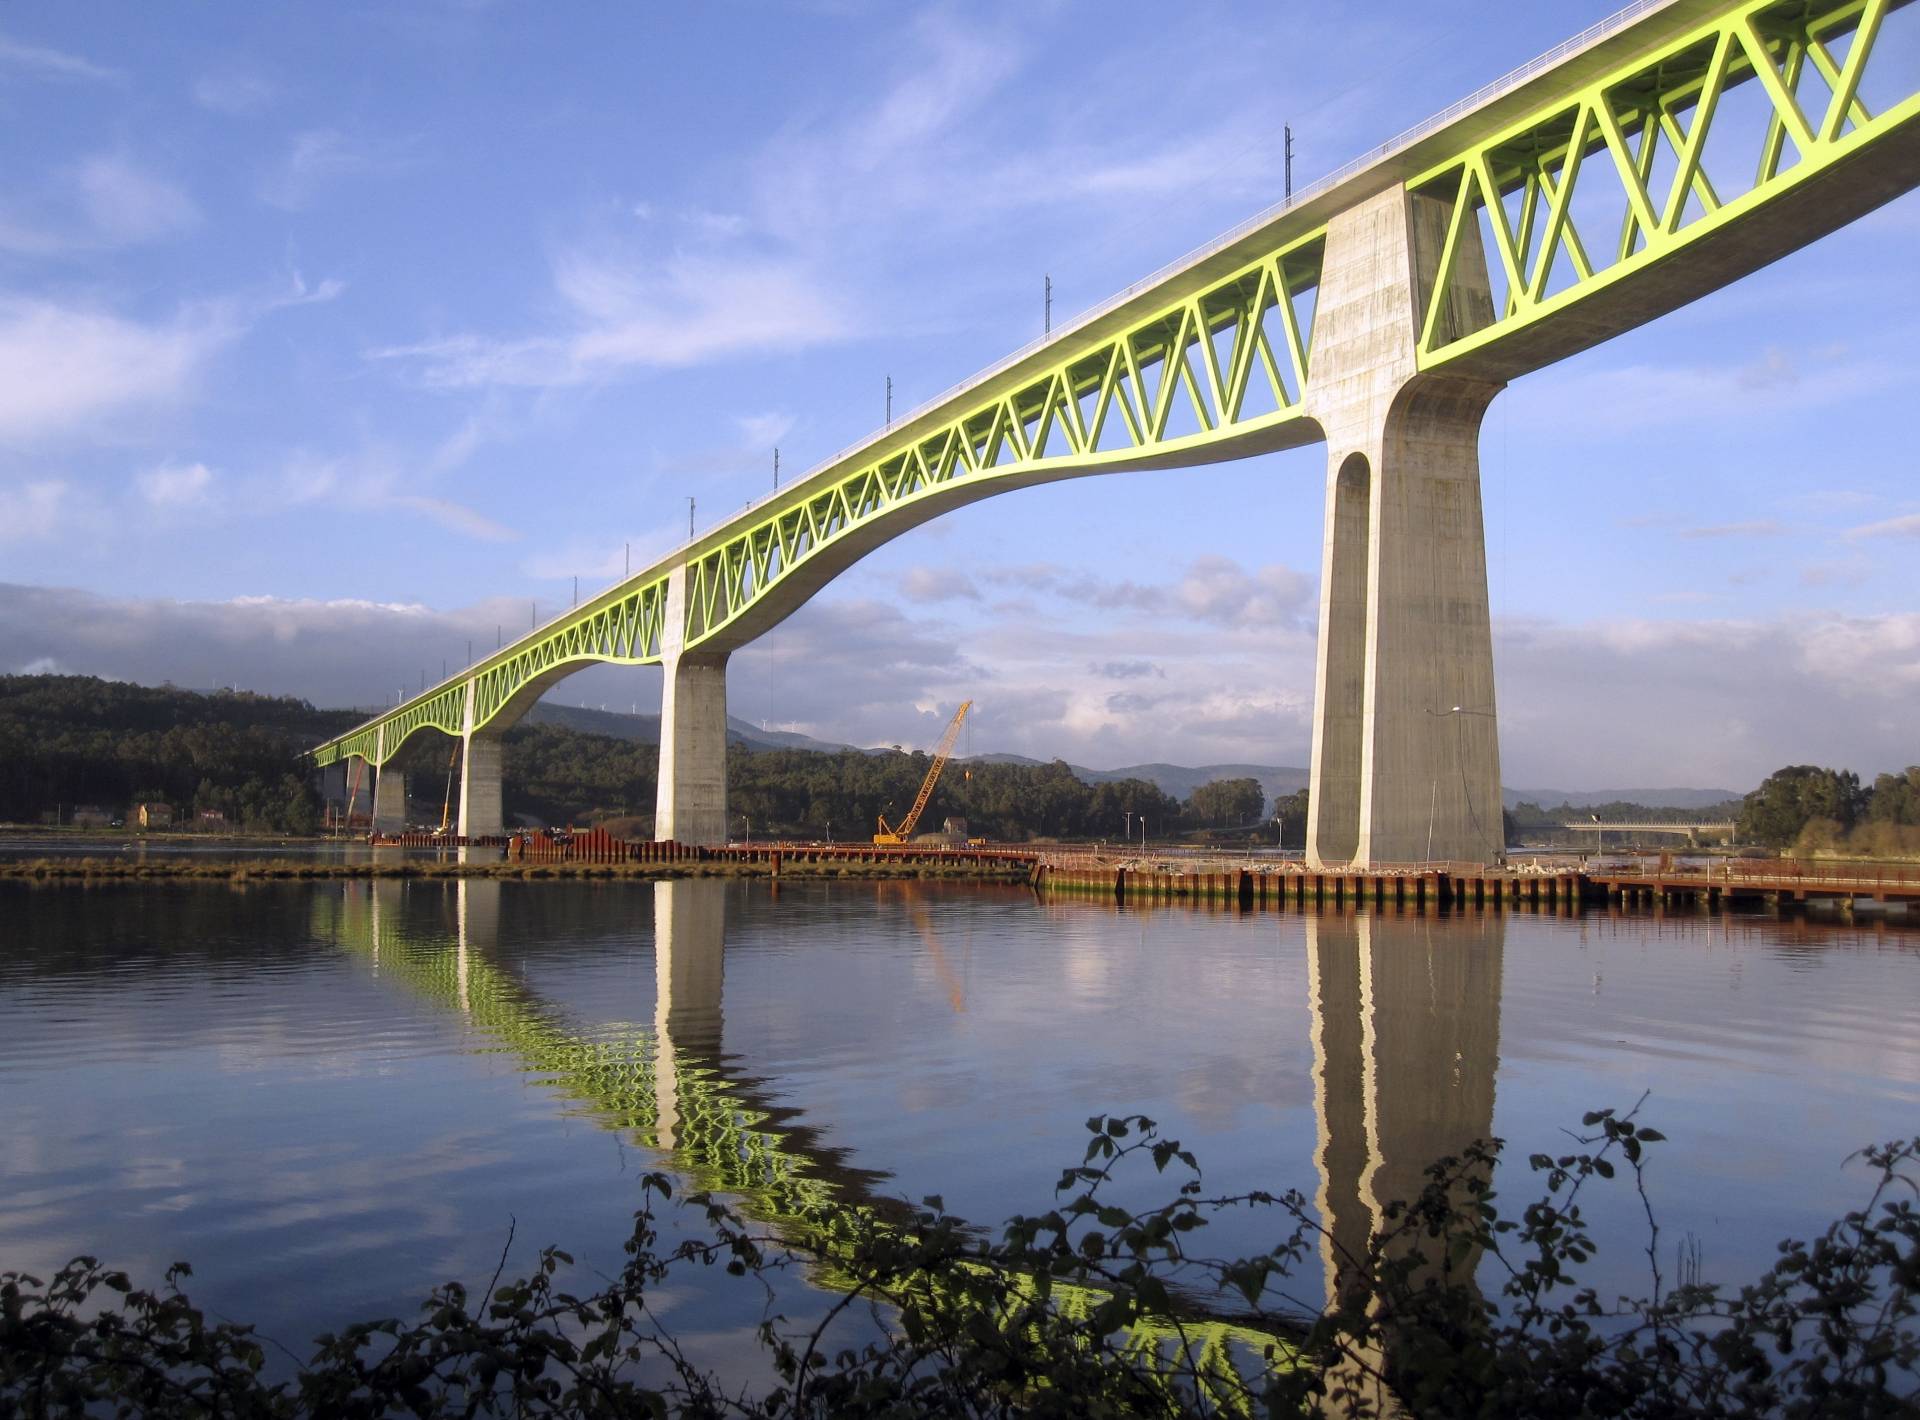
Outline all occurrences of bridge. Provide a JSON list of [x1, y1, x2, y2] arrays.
[[1556, 819, 1737, 842], [311, 0, 1920, 869]]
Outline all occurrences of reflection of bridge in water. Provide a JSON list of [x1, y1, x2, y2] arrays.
[[322, 881, 1504, 1377]]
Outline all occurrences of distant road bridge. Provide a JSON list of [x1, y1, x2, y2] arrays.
[[313, 0, 1920, 867], [1557, 820, 1738, 843]]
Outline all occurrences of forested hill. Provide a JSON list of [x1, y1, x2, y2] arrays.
[[0, 675, 1271, 841], [0, 675, 359, 832]]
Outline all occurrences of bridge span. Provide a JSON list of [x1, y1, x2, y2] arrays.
[[312, 0, 1920, 868]]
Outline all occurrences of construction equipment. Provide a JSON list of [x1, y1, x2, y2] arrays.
[[875, 700, 972, 845]]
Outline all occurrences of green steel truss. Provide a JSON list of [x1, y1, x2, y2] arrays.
[[679, 232, 1325, 646], [316, 577, 668, 767], [314, 0, 1920, 771], [1412, 0, 1919, 367]]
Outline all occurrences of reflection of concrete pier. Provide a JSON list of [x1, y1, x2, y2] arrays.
[[653, 879, 726, 1148], [1308, 910, 1503, 1303]]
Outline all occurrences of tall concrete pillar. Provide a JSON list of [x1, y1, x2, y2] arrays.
[[1305, 186, 1505, 868], [655, 566, 730, 844], [370, 724, 407, 834], [652, 879, 726, 1149], [457, 682, 506, 838]]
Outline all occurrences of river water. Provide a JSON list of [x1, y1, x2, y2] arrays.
[[2, 878, 1916, 1366]]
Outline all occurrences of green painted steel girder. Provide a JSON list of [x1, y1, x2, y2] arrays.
[[314, 0, 1920, 770], [1411, 0, 1920, 371]]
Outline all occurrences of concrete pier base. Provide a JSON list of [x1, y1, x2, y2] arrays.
[[657, 651, 729, 844], [458, 733, 505, 838], [371, 767, 407, 834]]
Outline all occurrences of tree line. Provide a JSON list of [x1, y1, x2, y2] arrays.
[[1, 676, 1279, 843], [0, 675, 355, 834], [1735, 762, 1920, 853]]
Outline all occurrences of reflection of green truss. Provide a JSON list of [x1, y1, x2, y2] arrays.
[[1412, 0, 1918, 366], [316, 887, 1292, 1403]]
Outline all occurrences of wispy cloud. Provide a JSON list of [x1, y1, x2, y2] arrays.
[[1847, 512, 1920, 540], [371, 248, 854, 389], [281, 446, 516, 543], [0, 276, 342, 443], [74, 154, 200, 243], [1678, 519, 1787, 540], [0, 481, 68, 542], [192, 71, 274, 115], [135, 460, 215, 509], [0, 31, 115, 82], [0, 298, 226, 441], [259, 128, 404, 210]]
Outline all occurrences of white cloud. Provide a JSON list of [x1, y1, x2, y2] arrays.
[[1678, 519, 1786, 540], [279, 447, 517, 543], [1511, 345, 1910, 437], [74, 155, 200, 243], [260, 128, 393, 210], [0, 298, 224, 441], [192, 71, 274, 115], [0, 31, 115, 81], [372, 248, 854, 389], [1847, 512, 1920, 540], [135, 461, 215, 508], [0, 481, 68, 542]]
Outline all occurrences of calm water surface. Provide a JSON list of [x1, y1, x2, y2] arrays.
[[2, 879, 1917, 1359]]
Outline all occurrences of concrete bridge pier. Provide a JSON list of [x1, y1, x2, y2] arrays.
[[655, 566, 730, 845], [458, 733, 505, 838], [456, 682, 506, 839], [371, 770, 407, 833], [1305, 185, 1505, 868]]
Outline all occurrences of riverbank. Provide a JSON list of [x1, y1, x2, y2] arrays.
[[0, 855, 1036, 883]]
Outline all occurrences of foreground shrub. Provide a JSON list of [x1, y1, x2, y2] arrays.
[[2, 1107, 1916, 1417]]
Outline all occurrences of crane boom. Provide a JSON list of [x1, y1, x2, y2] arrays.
[[874, 700, 972, 845]]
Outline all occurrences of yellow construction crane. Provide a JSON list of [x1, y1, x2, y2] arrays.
[[874, 700, 972, 845]]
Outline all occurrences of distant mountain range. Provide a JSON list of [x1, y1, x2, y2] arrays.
[[524, 704, 1743, 809], [524, 702, 852, 754]]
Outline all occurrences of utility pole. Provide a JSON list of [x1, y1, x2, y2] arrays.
[[885, 376, 892, 427], [1285, 124, 1294, 200], [572, 575, 578, 607], [531, 600, 536, 630], [773, 447, 780, 490], [688, 497, 695, 538], [1045, 274, 1052, 334]]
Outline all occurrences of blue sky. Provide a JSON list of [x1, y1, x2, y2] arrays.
[[1, 1, 1916, 789]]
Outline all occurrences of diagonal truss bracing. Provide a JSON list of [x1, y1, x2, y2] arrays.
[[314, 0, 1920, 772], [1411, 0, 1919, 368], [679, 232, 1325, 647], [315, 233, 1324, 767], [316, 578, 669, 767]]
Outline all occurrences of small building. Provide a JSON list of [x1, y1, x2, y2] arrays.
[[197, 809, 228, 830], [70, 805, 113, 828], [134, 803, 174, 830]]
